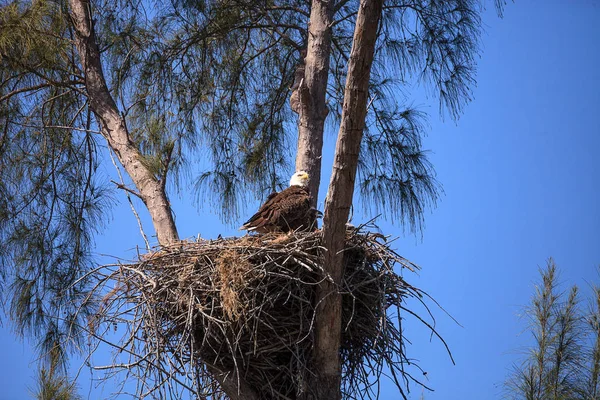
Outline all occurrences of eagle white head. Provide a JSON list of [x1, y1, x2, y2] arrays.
[[290, 171, 309, 187]]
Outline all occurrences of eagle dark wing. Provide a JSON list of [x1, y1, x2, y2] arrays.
[[240, 191, 280, 232], [240, 186, 313, 233], [272, 186, 311, 231]]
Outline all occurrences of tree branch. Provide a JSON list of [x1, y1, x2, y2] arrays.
[[207, 365, 261, 400], [294, 0, 335, 207], [0, 83, 53, 104], [68, 0, 179, 246]]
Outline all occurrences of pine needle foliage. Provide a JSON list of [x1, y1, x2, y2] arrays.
[[586, 280, 600, 398], [32, 367, 82, 400], [1, 0, 506, 228], [335, 0, 491, 231], [504, 259, 600, 400], [0, 0, 111, 372], [88, 0, 504, 227]]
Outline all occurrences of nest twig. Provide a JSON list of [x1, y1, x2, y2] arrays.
[[83, 228, 450, 399]]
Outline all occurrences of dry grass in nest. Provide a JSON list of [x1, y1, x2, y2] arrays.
[[84, 227, 451, 400]]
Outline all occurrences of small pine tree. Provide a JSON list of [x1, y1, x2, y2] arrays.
[[505, 259, 600, 400], [32, 364, 81, 400]]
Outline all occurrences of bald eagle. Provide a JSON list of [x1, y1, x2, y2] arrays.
[[240, 171, 319, 233]]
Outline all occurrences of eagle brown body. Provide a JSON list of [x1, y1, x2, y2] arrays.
[[240, 171, 318, 233]]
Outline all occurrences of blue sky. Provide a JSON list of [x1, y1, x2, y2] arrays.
[[1, 1, 600, 399]]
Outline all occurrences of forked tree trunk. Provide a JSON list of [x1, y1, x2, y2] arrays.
[[293, 0, 334, 206], [70, 0, 381, 397], [68, 0, 178, 246], [313, 0, 384, 398]]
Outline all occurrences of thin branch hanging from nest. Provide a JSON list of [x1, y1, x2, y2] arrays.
[[81, 227, 451, 400]]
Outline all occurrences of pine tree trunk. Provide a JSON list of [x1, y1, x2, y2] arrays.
[[294, 0, 334, 206], [313, 0, 383, 398], [207, 365, 260, 400], [68, 0, 178, 246]]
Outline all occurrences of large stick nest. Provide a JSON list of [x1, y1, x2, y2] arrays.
[[89, 228, 446, 399]]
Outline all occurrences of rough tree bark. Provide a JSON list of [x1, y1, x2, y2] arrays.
[[292, 0, 334, 206], [68, 0, 178, 246], [314, 0, 384, 398], [207, 365, 260, 400]]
